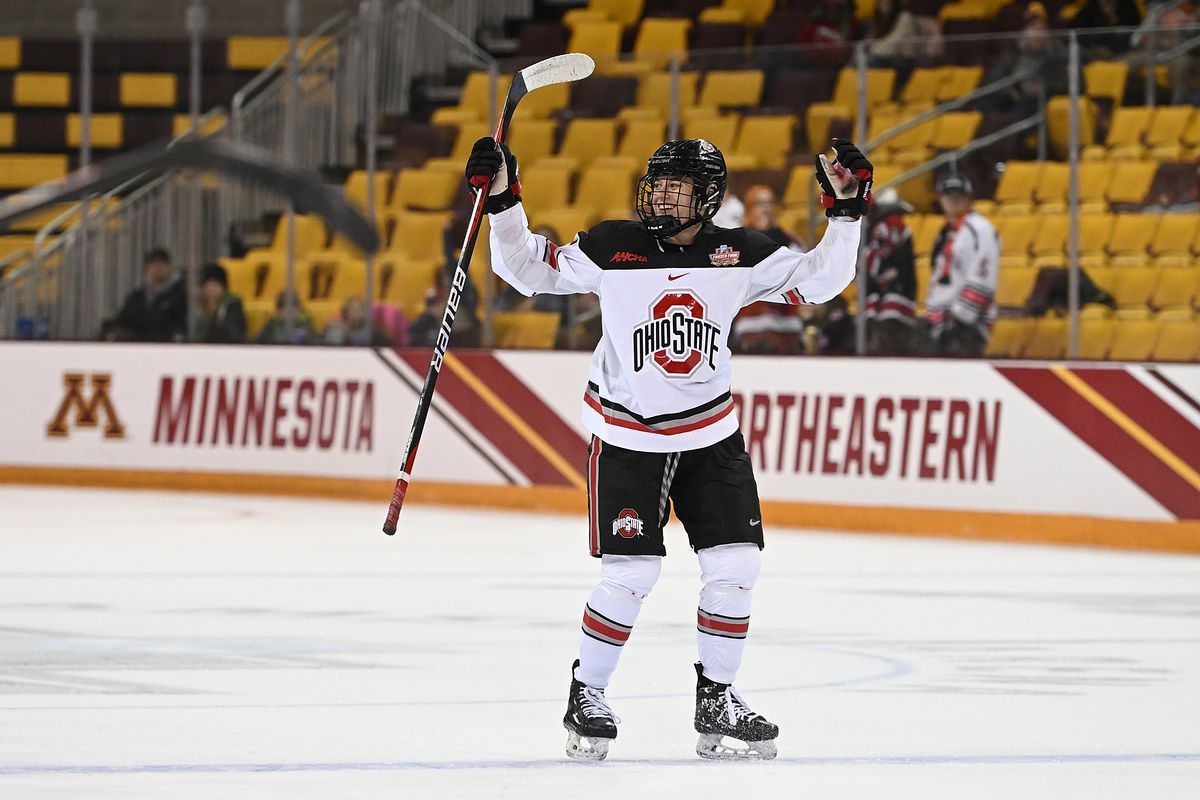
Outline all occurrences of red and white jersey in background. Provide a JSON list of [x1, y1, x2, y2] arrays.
[[862, 213, 918, 324], [925, 210, 1000, 338], [489, 204, 860, 453]]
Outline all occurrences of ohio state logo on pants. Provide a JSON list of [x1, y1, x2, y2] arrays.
[[632, 291, 722, 377], [612, 508, 645, 538]]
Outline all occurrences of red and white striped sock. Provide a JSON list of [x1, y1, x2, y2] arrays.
[[696, 544, 760, 685], [575, 555, 661, 689]]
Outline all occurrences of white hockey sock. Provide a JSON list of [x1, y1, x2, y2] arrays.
[[696, 543, 761, 685], [575, 555, 661, 689]]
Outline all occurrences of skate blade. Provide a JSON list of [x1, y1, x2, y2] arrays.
[[696, 733, 777, 761], [566, 730, 611, 761]]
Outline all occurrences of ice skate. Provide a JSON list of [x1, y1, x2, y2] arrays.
[[563, 659, 619, 760], [693, 662, 778, 760]]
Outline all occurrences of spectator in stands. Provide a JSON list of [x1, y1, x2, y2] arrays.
[[801, 295, 856, 355], [1129, 1, 1199, 104], [254, 290, 316, 345], [868, 0, 943, 81], [798, 0, 865, 68], [982, 4, 1068, 117], [438, 213, 482, 347], [925, 175, 1000, 358], [732, 185, 806, 355], [1069, 0, 1143, 58], [323, 295, 391, 346], [863, 188, 918, 356], [102, 247, 187, 342], [712, 192, 745, 228], [194, 263, 246, 344], [409, 286, 444, 348]]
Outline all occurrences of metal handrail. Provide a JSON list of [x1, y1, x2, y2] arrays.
[[405, 0, 494, 69]]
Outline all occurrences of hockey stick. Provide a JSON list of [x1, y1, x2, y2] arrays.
[[382, 52, 595, 535], [0, 137, 380, 255]]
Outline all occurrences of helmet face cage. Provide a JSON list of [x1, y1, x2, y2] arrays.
[[636, 139, 727, 239]]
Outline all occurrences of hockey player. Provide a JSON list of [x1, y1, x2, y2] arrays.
[[925, 175, 1000, 357], [464, 136, 871, 761]]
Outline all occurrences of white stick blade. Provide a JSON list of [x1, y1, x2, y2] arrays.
[[518, 53, 595, 92]]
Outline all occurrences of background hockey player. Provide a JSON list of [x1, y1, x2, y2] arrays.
[[464, 135, 871, 761], [925, 175, 1000, 358]]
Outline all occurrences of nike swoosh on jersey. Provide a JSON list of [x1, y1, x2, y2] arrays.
[[667, 273, 689, 281]]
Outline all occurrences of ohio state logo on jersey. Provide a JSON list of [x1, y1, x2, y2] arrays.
[[612, 508, 644, 538], [632, 291, 722, 377]]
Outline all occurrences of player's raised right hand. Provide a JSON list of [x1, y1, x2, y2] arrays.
[[465, 137, 522, 214]]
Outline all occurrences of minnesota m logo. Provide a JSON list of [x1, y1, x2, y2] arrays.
[[46, 373, 126, 439]]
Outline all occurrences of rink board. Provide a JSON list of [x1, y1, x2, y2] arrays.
[[1, 342, 1199, 550]]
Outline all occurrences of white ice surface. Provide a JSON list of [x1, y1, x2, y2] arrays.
[[0, 486, 1198, 799]]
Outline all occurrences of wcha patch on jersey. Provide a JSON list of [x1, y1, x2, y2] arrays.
[[708, 244, 740, 266], [611, 250, 649, 263], [612, 508, 645, 538], [632, 290, 722, 378]]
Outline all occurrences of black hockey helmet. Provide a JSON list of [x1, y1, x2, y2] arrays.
[[635, 139, 727, 239]]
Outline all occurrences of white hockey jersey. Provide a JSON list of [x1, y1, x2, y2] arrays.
[[924, 211, 1001, 338], [489, 204, 860, 453]]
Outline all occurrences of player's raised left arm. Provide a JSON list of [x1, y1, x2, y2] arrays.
[[744, 140, 871, 305]]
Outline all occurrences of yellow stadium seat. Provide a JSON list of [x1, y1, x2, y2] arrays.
[[492, 310, 561, 349], [1023, 316, 1067, 360], [1076, 161, 1111, 211], [1107, 213, 1155, 260], [172, 112, 227, 138], [324, 256, 369, 301], [911, 213, 943, 259], [568, 20, 622, 69], [731, 115, 796, 169], [1109, 319, 1161, 361], [0, 154, 68, 189], [432, 71, 511, 125], [243, 299, 274, 339], [343, 170, 391, 212], [449, 121, 492, 162], [1087, 106, 1150, 160], [696, 70, 765, 111], [119, 73, 177, 108], [993, 162, 1042, 209], [1151, 267, 1200, 310], [305, 298, 341, 334], [1046, 95, 1096, 159], [929, 111, 981, 151], [14, 73, 70, 107], [0, 113, 12, 148], [1077, 317, 1117, 360], [558, 118, 619, 169], [1075, 212, 1114, 260], [519, 158, 577, 219], [1032, 162, 1069, 210], [632, 71, 699, 115], [562, 0, 645, 30], [619, 118, 666, 159], [226, 36, 290, 70], [700, 0, 775, 27], [1151, 320, 1200, 361], [1083, 60, 1128, 106], [1105, 160, 1157, 206], [996, 214, 1038, 262], [508, 118, 559, 167], [1111, 266, 1160, 309], [529, 207, 595, 241], [389, 211, 452, 260], [514, 81, 571, 121], [986, 317, 1034, 358], [219, 257, 258, 300], [0, 37, 19, 70], [67, 113, 123, 149], [781, 164, 813, 208], [935, 66, 983, 102], [1030, 213, 1068, 260], [262, 213, 329, 256], [391, 167, 460, 212], [1145, 106, 1193, 160], [629, 18, 691, 69], [806, 67, 895, 150], [293, 256, 337, 301], [898, 68, 945, 107], [1151, 214, 1199, 265], [1087, 265, 1118, 297], [1183, 108, 1200, 159], [682, 113, 740, 155], [572, 160, 639, 218], [995, 265, 1037, 308], [241, 253, 286, 303], [378, 256, 439, 318]]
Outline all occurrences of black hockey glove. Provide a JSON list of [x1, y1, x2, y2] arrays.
[[815, 139, 873, 220], [464, 137, 522, 214]]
